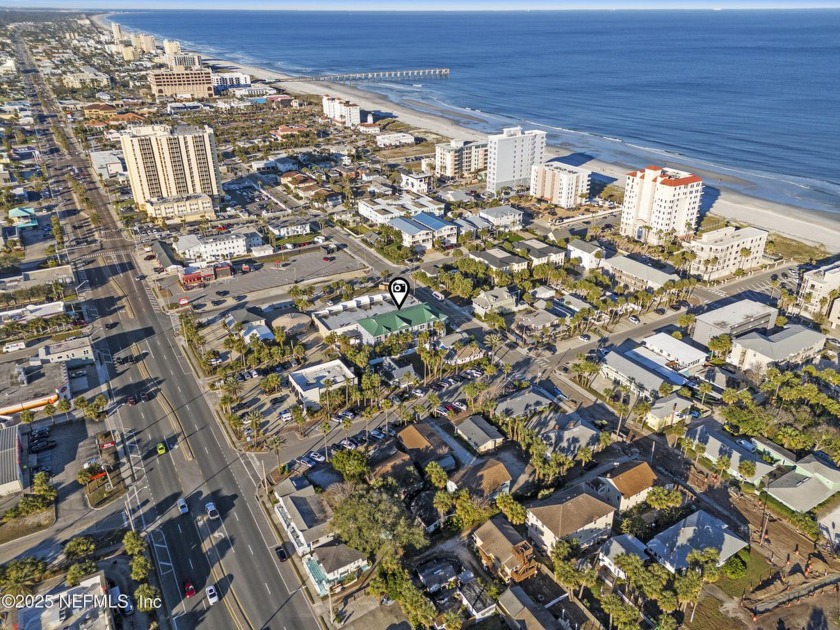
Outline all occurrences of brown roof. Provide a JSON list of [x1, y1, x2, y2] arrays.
[[371, 450, 417, 484], [474, 515, 525, 570], [449, 458, 512, 499], [602, 461, 657, 499], [398, 423, 448, 465], [528, 491, 614, 539]]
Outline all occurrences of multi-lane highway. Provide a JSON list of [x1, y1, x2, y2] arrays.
[[13, 33, 319, 630]]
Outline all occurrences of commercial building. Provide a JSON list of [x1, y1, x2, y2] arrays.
[[173, 231, 261, 261], [620, 166, 703, 244], [0, 426, 22, 496], [600, 346, 689, 401], [89, 149, 126, 180], [0, 361, 71, 419], [18, 571, 116, 630], [149, 68, 213, 99], [146, 194, 215, 223], [312, 293, 416, 339], [529, 162, 591, 208], [357, 302, 448, 345], [62, 66, 111, 89], [641, 332, 708, 373], [799, 260, 840, 318], [601, 255, 680, 291], [486, 127, 546, 192], [289, 360, 356, 409], [165, 53, 202, 69], [435, 139, 488, 178], [212, 72, 251, 89], [131, 33, 156, 53], [376, 132, 415, 148], [38, 337, 94, 365], [321, 96, 361, 127], [120, 125, 221, 211], [692, 300, 778, 347], [687, 226, 769, 280], [273, 476, 334, 555], [728, 324, 826, 375]]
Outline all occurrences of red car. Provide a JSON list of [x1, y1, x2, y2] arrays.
[[127, 396, 136, 406], [322, 256, 332, 262], [183, 581, 196, 598]]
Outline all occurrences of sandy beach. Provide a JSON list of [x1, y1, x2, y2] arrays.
[[92, 13, 840, 253]]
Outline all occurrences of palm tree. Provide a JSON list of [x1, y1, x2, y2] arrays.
[[57, 398, 71, 422], [341, 417, 352, 440], [42, 403, 56, 425], [266, 434, 286, 478], [320, 421, 331, 462], [698, 382, 712, 406], [0, 558, 45, 596]]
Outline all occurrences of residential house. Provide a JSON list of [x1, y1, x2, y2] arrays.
[[513, 308, 561, 337], [685, 421, 775, 484], [494, 388, 553, 420], [455, 416, 505, 454], [438, 331, 486, 366], [370, 449, 424, 497], [767, 454, 840, 514], [473, 515, 537, 583], [728, 325, 826, 376], [601, 256, 680, 291], [411, 490, 443, 533], [273, 477, 334, 555], [526, 490, 615, 551], [454, 214, 492, 238], [646, 510, 748, 574], [641, 332, 708, 374], [457, 580, 497, 621], [598, 534, 649, 581], [593, 461, 658, 512], [600, 345, 689, 401], [540, 417, 600, 459], [498, 586, 562, 630], [446, 458, 513, 500], [567, 239, 605, 271], [303, 541, 370, 597], [514, 239, 567, 267], [472, 286, 520, 317], [389, 216, 434, 251], [644, 394, 693, 431], [400, 171, 434, 194], [417, 558, 458, 593], [469, 248, 530, 275], [398, 423, 456, 471], [479, 205, 524, 231], [380, 355, 421, 388]]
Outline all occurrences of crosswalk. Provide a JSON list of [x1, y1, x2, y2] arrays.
[[76, 248, 134, 260], [705, 286, 727, 297], [143, 283, 162, 313]]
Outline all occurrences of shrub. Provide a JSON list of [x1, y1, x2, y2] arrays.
[[722, 554, 748, 580]]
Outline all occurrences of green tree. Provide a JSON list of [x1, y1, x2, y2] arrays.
[[19, 409, 33, 424], [424, 461, 448, 490], [0, 558, 46, 596], [495, 493, 526, 525], [722, 553, 748, 579], [123, 530, 147, 557], [130, 555, 152, 582], [63, 536, 95, 562], [331, 449, 369, 482], [646, 486, 682, 511], [738, 459, 756, 479], [135, 583, 161, 613], [708, 334, 733, 358], [66, 561, 97, 587], [32, 472, 56, 503]]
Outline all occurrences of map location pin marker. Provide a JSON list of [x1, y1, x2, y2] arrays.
[[388, 277, 410, 310]]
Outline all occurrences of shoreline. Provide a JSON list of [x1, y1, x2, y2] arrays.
[[91, 13, 840, 253]]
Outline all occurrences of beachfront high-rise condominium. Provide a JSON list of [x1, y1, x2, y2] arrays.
[[111, 22, 123, 44], [163, 40, 181, 56], [165, 53, 203, 70], [798, 261, 840, 318], [149, 68, 213, 99], [620, 166, 703, 245], [122, 46, 140, 62], [687, 226, 768, 281], [486, 127, 546, 192], [212, 72, 251, 89], [435, 139, 488, 179], [130, 33, 156, 54], [120, 125, 221, 219], [322, 96, 361, 127], [529, 162, 591, 209]]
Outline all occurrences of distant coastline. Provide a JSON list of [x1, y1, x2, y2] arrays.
[[92, 12, 840, 252]]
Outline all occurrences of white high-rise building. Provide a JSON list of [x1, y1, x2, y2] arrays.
[[120, 125, 221, 216], [321, 96, 361, 127], [434, 139, 487, 178], [687, 226, 768, 281], [799, 261, 840, 317], [163, 40, 181, 55], [212, 72, 251, 88], [111, 22, 123, 44], [165, 53, 202, 70], [529, 162, 591, 208], [486, 127, 546, 192], [620, 166, 703, 244]]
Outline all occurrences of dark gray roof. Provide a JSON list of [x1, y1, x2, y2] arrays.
[[0, 427, 19, 485], [457, 415, 503, 447], [151, 241, 180, 269], [313, 541, 366, 574], [734, 325, 825, 361]]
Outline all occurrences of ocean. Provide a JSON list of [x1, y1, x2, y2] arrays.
[[112, 9, 840, 216]]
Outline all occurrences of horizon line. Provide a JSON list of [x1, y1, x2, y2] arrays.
[[90, 5, 840, 11]]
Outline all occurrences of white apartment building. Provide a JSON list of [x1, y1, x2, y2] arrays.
[[400, 171, 434, 194], [175, 232, 262, 261], [687, 226, 768, 280], [212, 72, 251, 88], [435, 139, 488, 178], [146, 194, 215, 223], [376, 132, 416, 148], [165, 53, 203, 69], [486, 127, 546, 192], [120, 125, 221, 210], [149, 68, 213, 99], [358, 192, 445, 225], [799, 260, 840, 317], [163, 39, 181, 55], [62, 66, 110, 89], [530, 162, 591, 208], [478, 205, 524, 231], [620, 166, 703, 244], [321, 96, 361, 127]]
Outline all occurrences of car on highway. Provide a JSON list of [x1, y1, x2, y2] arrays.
[[127, 396, 136, 406], [275, 546, 288, 562], [323, 256, 333, 262], [308, 450, 326, 463], [205, 502, 220, 519], [141, 392, 150, 402], [134, 275, 144, 281], [578, 334, 591, 342], [156, 442, 167, 455], [183, 581, 196, 598], [177, 499, 189, 515], [628, 315, 641, 324], [206, 585, 219, 605]]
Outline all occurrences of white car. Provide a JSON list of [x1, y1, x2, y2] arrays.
[[205, 585, 219, 605], [308, 450, 326, 463], [177, 498, 189, 515], [205, 502, 220, 519], [629, 315, 641, 324]]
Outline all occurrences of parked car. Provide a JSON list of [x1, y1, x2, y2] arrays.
[[299, 456, 317, 469], [275, 546, 288, 562], [354, 434, 369, 446], [279, 410, 292, 423], [628, 315, 641, 324], [371, 428, 386, 440], [340, 438, 356, 450], [31, 441, 56, 454], [339, 410, 356, 420], [412, 388, 426, 397], [453, 401, 467, 412], [578, 334, 591, 342], [308, 450, 325, 463]]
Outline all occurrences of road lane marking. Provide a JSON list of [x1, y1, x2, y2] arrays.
[[234, 512, 239, 522], [189, 558, 194, 570], [248, 545, 254, 555], [265, 583, 271, 595], [177, 524, 182, 534]]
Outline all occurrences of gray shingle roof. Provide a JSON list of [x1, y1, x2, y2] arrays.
[[734, 325, 825, 362], [646, 510, 747, 572]]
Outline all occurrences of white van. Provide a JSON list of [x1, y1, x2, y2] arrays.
[[3, 342, 25, 353], [431, 291, 445, 301]]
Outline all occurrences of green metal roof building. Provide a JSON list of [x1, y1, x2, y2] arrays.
[[357, 302, 447, 345]]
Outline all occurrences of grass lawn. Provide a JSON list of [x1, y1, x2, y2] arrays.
[[87, 472, 127, 509], [697, 213, 729, 234], [685, 593, 733, 630], [717, 549, 773, 598], [346, 224, 370, 236], [769, 232, 827, 262], [0, 508, 55, 545], [274, 233, 319, 247]]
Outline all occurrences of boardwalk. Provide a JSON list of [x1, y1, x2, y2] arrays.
[[277, 68, 450, 82]]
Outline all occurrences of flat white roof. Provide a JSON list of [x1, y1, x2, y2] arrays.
[[696, 300, 777, 327], [289, 360, 355, 392], [643, 332, 707, 366]]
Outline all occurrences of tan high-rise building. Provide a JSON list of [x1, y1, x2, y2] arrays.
[[149, 68, 213, 99], [120, 125, 221, 219], [122, 46, 140, 62], [529, 162, 591, 208], [163, 40, 181, 56], [111, 22, 123, 44], [619, 166, 703, 245], [138, 34, 156, 54], [434, 139, 487, 179]]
